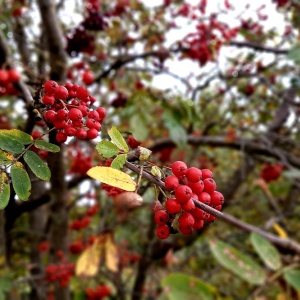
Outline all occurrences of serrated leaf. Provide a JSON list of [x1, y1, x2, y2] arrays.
[[0, 129, 33, 144], [0, 172, 10, 209], [161, 273, 216, 300], [87, 166, 136, 191], [34, 140, 60, 152], [250, 232, 282, 271], [96, 141, 119, 158], [0, 150, 14, 166], [111, 154, 127, 170], [283, 269, 300, 291], [75, 233, 118, 277], [10, 162, 31, 201], [0, 134, 24, 154], [107, 126, 129, 152], [209, 239, 266, 285], [24, 150, 51, 181]]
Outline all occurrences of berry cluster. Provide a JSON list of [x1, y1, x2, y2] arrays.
[[68, 149, 93, 175], [0, 68, 20, 97], [45, 261, 75, 287], [69, 216, 91, 231], [85, 284, 111, 300], [260, 162, 283, 183], [69, 240, 84, 255], [154, 161, 224, 239], [41, 80, 106, 143]]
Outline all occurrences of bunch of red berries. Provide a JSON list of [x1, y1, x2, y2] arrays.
[[85, 284, 112, 300], [0, 68, 20, 97], [69, 216, 91, 231], [260, 162, 283, 182], [45, 262, 75, 287], [154, 160, 224, 239], [41, 80, 106, 143]]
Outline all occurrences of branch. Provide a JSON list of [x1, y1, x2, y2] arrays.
[[228, 41, 289, 55]]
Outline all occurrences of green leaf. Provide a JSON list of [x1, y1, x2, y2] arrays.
[[209, 239, 266, 285], [0, 172, 10, 209], [111, 154, 127, 170], [129, 114, 149, 141], [96, 141, 119, 158], [161, 273, 216, 300], [287, 44, 300, 64], [0, 129, 33, 144], [0, 134, 24, 154], [34, 140, 60, 152], [0, 150, 14, 166], [0, 277, 12, 293], [282, 168, 300, 179], [107, 126, 129, 152], [138, 147, 152, 161], [10, 162, 31, 201], [250, 232, 282, 271], [283, 269, 300, 291], [24, 150, 51, 181]]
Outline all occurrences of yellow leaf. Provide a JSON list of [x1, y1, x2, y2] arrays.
[[87, 166, 136, 191], [105, 234, 119, 273], [273, 223, 288, 239]]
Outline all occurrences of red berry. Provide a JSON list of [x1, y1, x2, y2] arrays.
[[154, 210, 168, 225], [44, 80, 59, 95], [68, 108, 83, 122], [178, 225, 193, 236], [87, 128, 98, 139], [0, 69, 8, 83], [78, 105, 89, 117], [7, 69, 20, 82], [214, 205, 222, 211], [82, 70, 94, 85], [56, 109, 68, 121], [53, 120, 67, 130], [76, 86, 89, 100], [187, 181, 204, 194], [207, 214, 216, 222], [56, 131, 67, 143], [175, 185, 192, 204], [198, 192, 211, 205], [156, 225, 170, 239], [202, 169, 213, 179], [210, 191, 224, 206], [181, 198, 195, 212], [96, 107, 106, 122], [186, 167, 202, 183], [164, 175, 179, 191], [88, 110, 100, 121], [42, 94, 55, 106], [171, 161, 187, 178], [93, 121, 101, 131], [65, 125, 77, 136], [55, 86, 69, 100], [193, 219, 204, 230], [191, 207, 206, 219], [76, 128, 87, 140], [165, 198, 181, 215], [43, 110, 56, 123], [178, 212, 195, 228], [203, 178, 217, 194]]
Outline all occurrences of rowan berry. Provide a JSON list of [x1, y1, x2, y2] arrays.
[[181, 198, 195, 212], [171, 160, 187, 178], [96, 107, 106, 122], [87, 128, 98, 139], [81, 70, 94, 85], [65, 125, 77, 136], [165, 198, 181, 215], [0, 69, 9, 83], [87, 110, 100, 121], [56, 131, 67, 143], [203, 178, 217, 194], [68, 108, 83, 121], [164, 175, 179, 191], [55, 86, 69, 100], [191, 207, 206, 219], [154, 210, 168, 225], [198, 192, 211, 205], [78, 105, 89, 117], [178, 212, 195, 228], [210, 191, 224, 206], [43, 110, 56, 123], [156, 225, 170, 239], [175, 185, 192, 203], [202, 169, 213, 179], [7, 69, 20, 82], [178, 225, 193, 236], [186, 167, 202, 183], [76, 86, 89, 100], [187, 180, 204, 194], [76, 128, 87, 140], [44, 80, 59, 95], [193, 219, 204, 230], [56, 109, 68, 121], [53, 120, 67, 130], [42, 94, 55, 106]]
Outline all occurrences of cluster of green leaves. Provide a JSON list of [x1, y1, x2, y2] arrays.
[[0, 129, 60, 209]]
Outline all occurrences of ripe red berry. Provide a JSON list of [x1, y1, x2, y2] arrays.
[[68, 108, 83, 122], [53, 120, 67, 130], [7, 69, 20, 82], [187, 181, 204, 194], [181, 198, 195, 212], [178, 225, 193, 236], [203, 178, 217, 194], [43, 110, 56, 123], [165, 198, 181, 215], [56, 131, 67, 143], [87, 128, 98, 139], [65, 125, 77, 136], [186, 167, 202, 183], [202, 169, 213, 179], [76, 129, 87, 140], [96, 107, 106, 122], [81, 70, 94, 85], [171, 161, 187, 178], [164, 175, 179, 191], [191, 207, 206, 220], [175, 185, 192, 204], [78, 105, 89, 117], [210, 191, 224, 206], [88, 110, 100, 121], [44, 80, 59, 95], [156, 225, 170, 239], [76, 86, 89, 100], [178, 212, 195, 228], [207, 214, 216, 222], [193, 219, 204, 230], [56, 109, 68, 121], [42, 94, 55, 106], [0, 69, 9, 83], [198, 192, 211, 205], [55, 86, 69, 100], [93, 121, 101, 131], [154, 210, 168, 225]]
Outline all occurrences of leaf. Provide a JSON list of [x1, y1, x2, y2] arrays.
[[283, 269, 300, 291], [0, 172, 10, 209], [161, 273, 216, 300], [287, 44, 300, 64], [75, 233, 118, 277], [34, 140, 60, 152], [107, 126, 129, 152], [138, 147, 152, 161], [0, 150, 14, 166], [24, 150, 51, 181], [209, 239, 266, 285], [250, 232, 282, 271], [151, 166, 162, 178], [96, 141, 119, 158], [87, 166, 136, 191], [111, 154, 127, 170], [0, 129, 33, 144], [10, 162, 31, 201], [129, 114, 149, 141], [0, 134, 24, 154]]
